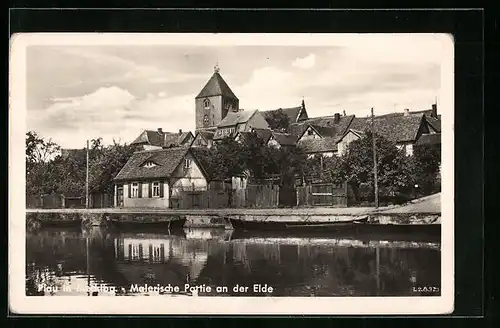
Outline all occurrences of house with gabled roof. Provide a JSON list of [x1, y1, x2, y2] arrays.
[[345, 109, 436, 156], [233, 128, 297, 150], [291, 113, 355, 158], [191, 130, 215, 149], [213, 109, 269, 141], [113, 147, 209, 208], [337, 129, 366, 156], [267, 132, 298, 149], [261, 99, 309, 126], [131, 128, 194, 150]]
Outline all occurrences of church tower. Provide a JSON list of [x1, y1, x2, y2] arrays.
[[195, 64, 239, 131]]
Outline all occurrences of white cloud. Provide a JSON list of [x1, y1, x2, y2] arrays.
[[236, 66, 300, 110], [30, 86, 196, 148], [292, 54, 316, 69]]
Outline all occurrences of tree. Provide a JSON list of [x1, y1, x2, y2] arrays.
[[87, 140, 136, 193], [26, 133, 135, 196], [26, 131, 61, 164], [342, 132, 414, 198], [26, 131, 62, 195], [412, 143, 441, 196], [265, 109, 290, 132], [207, 137, 248, 180]]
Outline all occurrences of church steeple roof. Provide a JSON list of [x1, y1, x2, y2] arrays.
[[195, 69, 238, 100]]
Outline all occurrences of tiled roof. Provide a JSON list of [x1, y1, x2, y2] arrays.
[[350, 114, 424, 143], [271, 132, 298, 146], [196, 130, 215, 142], [218, 110, 257, 128], [298, 137, 339, 154], [262, 106, 303, 124], [234, 130, 270, 145], [309, 125, 337, 138], [253, 128, 273, 143], [189, 147, 217, 180], [114, 147, 189, 181], [291, 115, 355, 140], [196, 72, 238, 99], [416, 133, 441, 145], [338, 128, 366, 141], [131, 130, 192, 148], [425, 115, 441, 132]]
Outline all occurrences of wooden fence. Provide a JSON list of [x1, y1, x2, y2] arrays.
[[170, 189, 229, 209], [170, 185, 279, 209], [26, 193, 113, 209], [89, 193, 114, 208], [26, 194, 64, 209], [296, 183, 350, 207], [233, 185, 279, 208]]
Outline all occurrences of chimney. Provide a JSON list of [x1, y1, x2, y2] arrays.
[[431, 103, 438, 118], [334, 113, 341, 123], [403, 108, 410, 117], [157, 128, 163, 134], [343, 110, 346, 116], [179, 129, 183, 135]]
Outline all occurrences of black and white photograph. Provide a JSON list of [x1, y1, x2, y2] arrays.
[[9, 33, 454, 315]]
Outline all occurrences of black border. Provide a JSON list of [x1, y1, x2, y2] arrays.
[[8, 8, 484, 319]]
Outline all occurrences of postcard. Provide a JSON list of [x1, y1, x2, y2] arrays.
[[9, 32, 454, 315]]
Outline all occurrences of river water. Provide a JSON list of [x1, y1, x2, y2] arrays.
[[26, 226, 441, 297]]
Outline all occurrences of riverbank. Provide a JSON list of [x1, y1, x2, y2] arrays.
[[25, 193, 441, 230], [24, 193, 441, 216], [26, 206, 376, 216]]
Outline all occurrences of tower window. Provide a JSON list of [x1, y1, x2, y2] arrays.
[[203, 99, 210, 109]]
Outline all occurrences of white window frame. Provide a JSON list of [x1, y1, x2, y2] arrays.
[[184, 158, 192, 169], [204, 99, 210, 109], [152, 181, 161, 198], [131, 182, 139, 198]]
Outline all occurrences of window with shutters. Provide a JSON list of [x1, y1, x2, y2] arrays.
[[152, 181, 160, 197], [131, 182, 139, 198]]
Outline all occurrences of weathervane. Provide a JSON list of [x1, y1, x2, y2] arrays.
[[214, 62, 220, 73]]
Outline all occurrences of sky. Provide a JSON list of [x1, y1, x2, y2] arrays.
[[24, 34, 448, 149]]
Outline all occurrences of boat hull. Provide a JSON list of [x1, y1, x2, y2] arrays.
[[230, 225, 440, 243], [107, 217, 187, 232], [229, 217, 440, 241], [229, 217, 367, 232], [40, 219, 83, 228]]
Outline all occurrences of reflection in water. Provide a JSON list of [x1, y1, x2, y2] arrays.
[[26, 226, 441, 297]]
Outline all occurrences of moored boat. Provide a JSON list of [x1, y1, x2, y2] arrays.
[[106, 215, 187, 232], [228, 216, 368, 232]]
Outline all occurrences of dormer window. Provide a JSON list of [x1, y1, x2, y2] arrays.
[[203, 99, 210, 109], [143, 161, 157, 168]]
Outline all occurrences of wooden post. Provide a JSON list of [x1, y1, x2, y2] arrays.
[[376, 246, 380, 295], [86, 140, 89, 209], [86, 236, 90, 296], [371, 108, 379, 208]]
